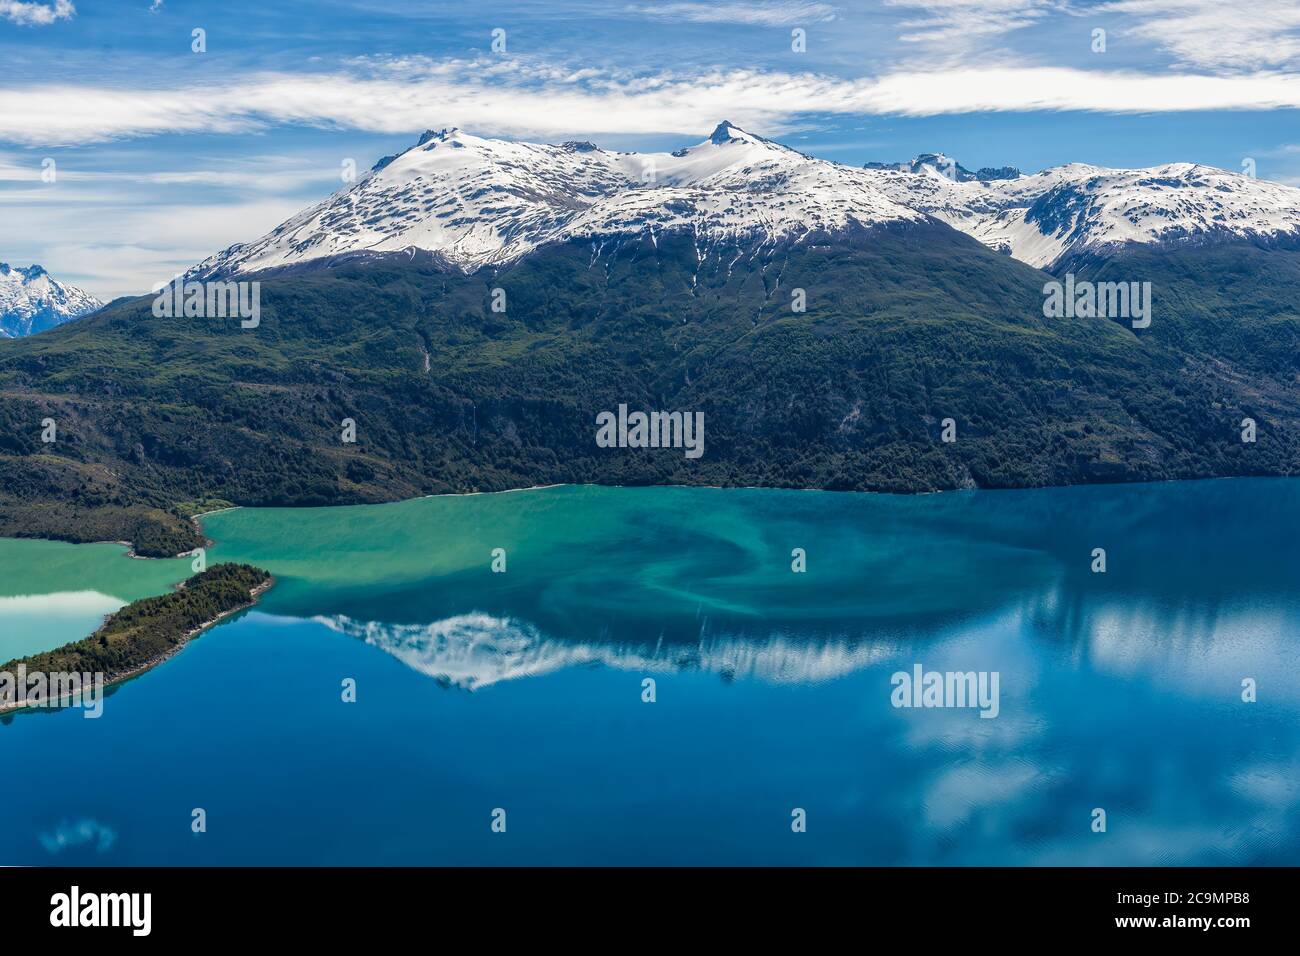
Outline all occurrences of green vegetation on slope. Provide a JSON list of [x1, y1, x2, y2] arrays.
[[0, 221, 1296, 553]]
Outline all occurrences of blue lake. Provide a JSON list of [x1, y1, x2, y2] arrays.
[[1, 480, 1297, 864]]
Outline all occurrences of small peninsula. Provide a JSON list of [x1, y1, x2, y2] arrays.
[[0, 562, 272, 713]]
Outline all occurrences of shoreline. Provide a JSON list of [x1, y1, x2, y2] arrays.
[[200, 471, 1280, 513], [2, 474, 1292, 564], [0, 576, 273, 717]]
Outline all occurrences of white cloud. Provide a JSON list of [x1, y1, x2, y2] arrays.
[[0, 149, 338, 298], [883, 0, 1300, 71], [0, 0, 74, 26], [622, 2, 837, 26], [1097, 0, 1300, 70], [0, 154, 341, 192], [3, 60, 1300, 148], [846, 65, 1300, 112], [886, 0, 1055, 47], [2, 193, 311, 299]]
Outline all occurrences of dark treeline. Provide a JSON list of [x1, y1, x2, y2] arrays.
[[1, 563, 272, 680]]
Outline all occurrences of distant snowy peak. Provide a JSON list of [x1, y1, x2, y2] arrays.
[[191, 125, 1300, 280], [191, 122, 923, 278], [0, 263, 102, 338], [1011, 164, 1300, 266], [864, 158, 1300, 268], [865, 153, 1021, 183]]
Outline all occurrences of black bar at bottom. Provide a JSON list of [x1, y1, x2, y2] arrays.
[[0, 866, 1282, 940]]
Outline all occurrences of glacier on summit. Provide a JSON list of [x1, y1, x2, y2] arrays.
[[191, 122, 1300, 278]]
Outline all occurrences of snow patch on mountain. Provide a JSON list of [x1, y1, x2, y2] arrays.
[[0, 263, 102, 338], [191, 121, 923, 278], [190, 124, 1300, 279], [864, 159, 1300, 268]]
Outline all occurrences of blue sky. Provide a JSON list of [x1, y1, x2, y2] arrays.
[[2, 0, 1300, 298]]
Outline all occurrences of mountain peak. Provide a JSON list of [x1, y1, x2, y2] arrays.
[[0, 262, 48, 281], [710, 120, 756, 145], [0, 262, 102, 338], [709, 121, 737, 143], [416, 128, 458, 146], [865, 153, 1023, 184]]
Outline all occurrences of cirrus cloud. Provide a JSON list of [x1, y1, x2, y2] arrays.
[[622, 1, 838, 25], [1096, 0, 1300, 71], [3, 59, 1300, 147]]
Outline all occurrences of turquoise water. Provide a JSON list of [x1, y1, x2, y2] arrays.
[[0, 539, 192, 661], [1, 480, 1297, 864]]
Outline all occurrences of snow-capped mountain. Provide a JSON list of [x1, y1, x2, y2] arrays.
[[865, 152, 1021, 183], [863, 159, 1300, 268], [0, 263, 102, 338], [191, 122, 1300, 279], [191, 121, 923, 277]]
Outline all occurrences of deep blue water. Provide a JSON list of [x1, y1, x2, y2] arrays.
[[1, 480, 1297, 865]]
